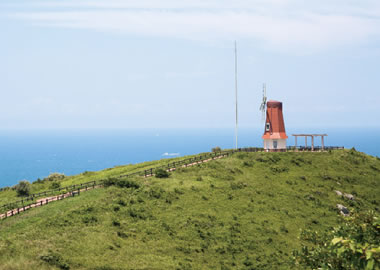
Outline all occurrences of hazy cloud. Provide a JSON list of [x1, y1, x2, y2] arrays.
[[7, 0, 380, 53]]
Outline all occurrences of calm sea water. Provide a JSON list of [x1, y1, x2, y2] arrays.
[[0, 128, 379, 188]]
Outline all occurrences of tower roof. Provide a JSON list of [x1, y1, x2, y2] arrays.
[[262, 100, 288, 139]]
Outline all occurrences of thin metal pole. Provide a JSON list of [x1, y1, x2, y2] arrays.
[[235, 41, 238, 150]]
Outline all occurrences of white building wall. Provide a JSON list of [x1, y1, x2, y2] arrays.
[[263, 139, 287, 150]]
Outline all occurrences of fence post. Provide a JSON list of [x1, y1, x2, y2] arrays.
[[150, 168, 153, 176], [11, 210, 13, 216], [17, 208, 19, 214], [78, 188, 80, 195], [40, 201, 42, 206], [46, 199, 48, 204]]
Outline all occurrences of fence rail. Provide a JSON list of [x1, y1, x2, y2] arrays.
[[0, 181, 97, 212], [0, 146, 345, 218], [287, 146, 344, 151], [0, 188, 83, 219]]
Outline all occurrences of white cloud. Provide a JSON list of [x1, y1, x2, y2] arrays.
[[162, 152, 180, 156], [6, 0, 380, 53]]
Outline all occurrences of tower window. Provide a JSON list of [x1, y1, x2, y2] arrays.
[[265, 123, 270, 131]]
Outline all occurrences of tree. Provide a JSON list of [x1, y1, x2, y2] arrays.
[[15, 180, 31, 197]]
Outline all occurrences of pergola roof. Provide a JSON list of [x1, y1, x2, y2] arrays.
[[291, 134, 328, 137]]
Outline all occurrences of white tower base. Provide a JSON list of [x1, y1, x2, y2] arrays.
[[264, 139, 287, 152]]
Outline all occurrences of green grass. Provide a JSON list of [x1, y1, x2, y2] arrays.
[[0, 153, 208, 208], [0, 149, 379, 269]]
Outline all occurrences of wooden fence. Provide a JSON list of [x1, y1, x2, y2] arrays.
[[0, 146, 345, 219], [0, 188, 83, 219], [0, 150, 233, 215], [0, 181, 97, 213]]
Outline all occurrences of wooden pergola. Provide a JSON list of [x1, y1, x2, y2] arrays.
[[291, 134, 328, 151]]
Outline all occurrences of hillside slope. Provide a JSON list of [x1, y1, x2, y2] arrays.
[[0, 150, 379, 269]]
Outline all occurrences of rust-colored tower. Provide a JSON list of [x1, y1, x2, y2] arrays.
[[262, 100, 288, 151]]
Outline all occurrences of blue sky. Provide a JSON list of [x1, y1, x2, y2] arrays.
[[1, 0, 379, 129]]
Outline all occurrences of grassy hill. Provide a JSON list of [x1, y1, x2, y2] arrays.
[[0, 149, 379, 269]]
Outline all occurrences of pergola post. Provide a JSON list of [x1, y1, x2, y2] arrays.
[[292, 134, 328, 152], [322, 136, 325, 150]]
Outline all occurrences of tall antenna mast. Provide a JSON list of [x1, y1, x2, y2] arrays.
[[234, 41, 238, 150]]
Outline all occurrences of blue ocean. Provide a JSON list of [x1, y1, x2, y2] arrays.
[[0, 128, 379, 188]]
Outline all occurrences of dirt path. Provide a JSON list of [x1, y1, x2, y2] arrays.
[[0, 154, 227, 219]]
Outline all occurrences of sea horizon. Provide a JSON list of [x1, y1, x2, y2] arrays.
[[0, 127, 379, 188]]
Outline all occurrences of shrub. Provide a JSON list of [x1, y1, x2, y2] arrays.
[[118, 179, 140, 189], [294, 211, 380, 269], [44, 172, 65, 182], [40, 251, 70, 270], [148, 187, 165, 199], [243, 161, 253, 167], [82, 215, 98, 225], [103, 178, 140, 189], [270, 166, 289, 173], [174, 188, 184, 195], [117, 199, 126, 206], [50, 181, 61, 189], [230, 182, 247, 190], [34, 178, 43, 184], [236, 153, 247, 159], [212, 146, 221, 153], [155, 168, 169, 178], [112, 220, 121, 227], [15, 180, 31, 197]]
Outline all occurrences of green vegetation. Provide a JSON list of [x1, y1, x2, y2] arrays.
[[294, 211, 379, 269], [15, 180, 31, 197], [0, 154, 204, 207], [212, 146, 221, 153], [0, 149, 379, 269], [155, 168, 170, 178]]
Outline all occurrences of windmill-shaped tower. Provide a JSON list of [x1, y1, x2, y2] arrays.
[[259, 84, 288, 152]]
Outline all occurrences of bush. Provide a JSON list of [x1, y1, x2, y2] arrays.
[[212, 146, 222, 153], [40, 251, 70, 270], [294, 211, 380, 269], [15, 180, 31, 197], [103, 178, 140, 189], [34, 178, 43, 184], [50, 181, 61, 189], [44, 172, 65, 182], [155, 168, 169, 178], [270, 166, 289, 173]]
